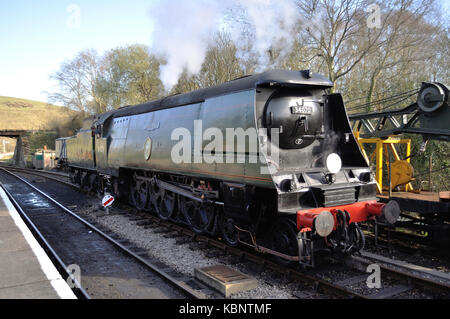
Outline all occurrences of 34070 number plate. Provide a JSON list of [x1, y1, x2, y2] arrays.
[[291, 105, 313, 114]]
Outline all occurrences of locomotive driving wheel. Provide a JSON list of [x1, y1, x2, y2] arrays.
[[157, 189, 177, 220], [182, 199, 215, 234], [130, 178, 148, 211], [219, 218, 239, 247], [147, 181, 161, 212], [270, 218, 299, 266]]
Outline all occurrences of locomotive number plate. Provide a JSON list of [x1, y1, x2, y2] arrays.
[[291, 105, 312, 114]]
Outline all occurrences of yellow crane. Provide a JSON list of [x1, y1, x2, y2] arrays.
[[349, 82, 449, 195]]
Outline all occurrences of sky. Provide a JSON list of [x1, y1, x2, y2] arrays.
[[0, 0, 449, 103], [0, 0, 156, 102]]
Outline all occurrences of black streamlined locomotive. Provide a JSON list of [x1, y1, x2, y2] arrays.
[[64, 70, 400, 266]]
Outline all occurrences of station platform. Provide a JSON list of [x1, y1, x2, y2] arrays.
[[0, 186, 76, 299]]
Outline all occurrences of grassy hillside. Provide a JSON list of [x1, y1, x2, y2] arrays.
[[0, 96, 79, 131], [0, 96, 84, 157]]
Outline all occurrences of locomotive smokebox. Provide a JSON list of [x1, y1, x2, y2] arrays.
[[264, 91, 324, 149]]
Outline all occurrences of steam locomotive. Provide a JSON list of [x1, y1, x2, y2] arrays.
[[63, 70, 400, 266]]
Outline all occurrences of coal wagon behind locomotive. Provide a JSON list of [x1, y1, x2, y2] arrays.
[[64, 70, 400, 266]]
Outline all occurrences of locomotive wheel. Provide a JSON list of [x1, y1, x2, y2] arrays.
[[148, 181, 161, 212], [157, 190, 177, 220], [88, 174, 98, 193], [183, 200, 215, 234], [96, 176, 104, 195], [75, 171, 81, 186], [130, 179, 148, 211], [70, 170, 80, 185], [347, 223, 365, 253], [270, 218, 299, 266], [180, 197, 194, 225], [219, 218, 239, 247], [80, 172, 90, 192]]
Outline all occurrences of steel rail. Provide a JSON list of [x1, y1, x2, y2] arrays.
[[351, 253, 450, 293], [0, 167, 206, 299], [132, 212, 450, 298], [0, 181, 90, 299], [1, 166, 79, 189], [3, 166, 367, 298], [362, 229, 450, 263], [0, 165, 69, 178], [131, 213, 368, 299]]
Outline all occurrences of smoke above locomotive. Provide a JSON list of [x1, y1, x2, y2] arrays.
[[64, 69, 400, 267], [149, 0, 303, 89]]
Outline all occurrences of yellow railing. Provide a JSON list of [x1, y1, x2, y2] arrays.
[[354, 131, 413, 194]]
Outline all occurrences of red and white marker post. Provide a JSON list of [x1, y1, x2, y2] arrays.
[[102, 194, 115, 213]]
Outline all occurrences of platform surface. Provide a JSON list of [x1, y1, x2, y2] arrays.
[[0, 186, 76, 299]]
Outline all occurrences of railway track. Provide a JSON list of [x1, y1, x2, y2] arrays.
[[0, 165, 75, 188], [0, 167, 209, 299], [116, 209, 450, 299], [362, 229, 450, 268], [4, 166, 450, 299], [0, 183, 89, 299]]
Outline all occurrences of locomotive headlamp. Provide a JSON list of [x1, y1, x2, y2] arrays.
[[314, 211, 335, 237], [326, 153, 342, 174]]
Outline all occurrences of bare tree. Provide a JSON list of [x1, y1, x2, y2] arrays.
[[338, 0, 443, 111], [48, 49, 105, 115], [296, 0, 391, 92], [362, 0, 438, 106]]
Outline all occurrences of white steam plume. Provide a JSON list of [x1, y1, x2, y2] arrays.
[[148, 0, 300, 90], [149, 0, 224, 88], [233, 0, 299, 66]]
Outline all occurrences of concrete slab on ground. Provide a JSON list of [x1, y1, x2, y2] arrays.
[[195, 265, 258, 298]]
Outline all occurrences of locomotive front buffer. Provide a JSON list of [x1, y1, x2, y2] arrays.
[[296, 200, 400, 267]]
